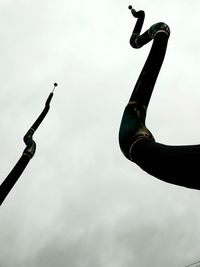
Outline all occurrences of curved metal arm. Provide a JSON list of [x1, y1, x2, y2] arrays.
[[128, 5, 170, 49], [23, 92, 53, 159], [128, 6, 170, 111], [0, 84, 57, 205], [119, 7, 200, 190]]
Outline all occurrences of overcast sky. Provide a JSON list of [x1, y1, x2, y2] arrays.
[[1, 0, 200, 266]]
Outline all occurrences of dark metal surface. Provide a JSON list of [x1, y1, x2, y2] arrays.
[[0, 85, 56, 205]]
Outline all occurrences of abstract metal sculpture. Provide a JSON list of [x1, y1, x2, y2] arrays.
[[0, 83, 57, 205], [119, 7, 200, 190]]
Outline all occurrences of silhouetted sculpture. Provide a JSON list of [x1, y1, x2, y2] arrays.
[[0, 83, 57, 205], [119, 7, 200, 190]]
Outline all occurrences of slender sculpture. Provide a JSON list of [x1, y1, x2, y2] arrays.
[[119, 6, 200, 190], [0, 83, 57, 205]]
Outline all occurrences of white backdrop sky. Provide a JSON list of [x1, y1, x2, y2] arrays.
[[1, 0, 200, 266]]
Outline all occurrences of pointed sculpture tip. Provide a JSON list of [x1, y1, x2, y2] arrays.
[[128, 5, 137, 17], [52, 83, 58, 93]]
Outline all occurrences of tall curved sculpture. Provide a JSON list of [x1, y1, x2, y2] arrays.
[[0, 83, 57, 205], [119, 7, 200, 190]]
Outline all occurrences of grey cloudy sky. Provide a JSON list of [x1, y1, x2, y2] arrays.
[[1, 0, 200, 266]]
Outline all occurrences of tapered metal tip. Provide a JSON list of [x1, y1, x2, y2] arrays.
[[52, 83, 58, 93]]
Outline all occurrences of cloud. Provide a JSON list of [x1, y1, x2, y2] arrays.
[[1, 0, 200, 267]]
